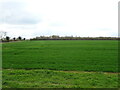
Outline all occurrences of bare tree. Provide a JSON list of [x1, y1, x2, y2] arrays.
[[0, 31, 7, 41]]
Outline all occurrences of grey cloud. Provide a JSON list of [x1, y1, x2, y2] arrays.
[[0, 1, 41, 25]]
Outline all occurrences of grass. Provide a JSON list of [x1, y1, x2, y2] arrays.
[[3, 40, 118, 72], [2, 40, 119, 88], [2, 69, 118, 88]]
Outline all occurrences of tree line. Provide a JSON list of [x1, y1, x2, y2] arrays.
[[0, 31, 119, 42], [1, 36, 26, 42], [0, 31, 26, 42], [30, 35, 119, 40]]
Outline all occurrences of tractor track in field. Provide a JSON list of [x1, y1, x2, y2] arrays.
[[3, 69, 119, 74]]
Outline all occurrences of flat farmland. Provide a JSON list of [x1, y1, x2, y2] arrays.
[[2, 40, 119, 88], [3, 40, 118, 72]]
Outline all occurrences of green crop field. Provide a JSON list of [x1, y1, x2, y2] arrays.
[[2, 40, 119, 88]]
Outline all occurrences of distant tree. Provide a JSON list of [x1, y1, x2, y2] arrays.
[[0, 31, 7, 41], [13, 37, 16, 41], [18, 36, 22, 40], [51, 35, 59, 39], [23, 38, 26, 40], [6, 36, 10, 42]]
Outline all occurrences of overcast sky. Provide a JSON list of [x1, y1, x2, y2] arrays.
[[0, 0, 119, 39]]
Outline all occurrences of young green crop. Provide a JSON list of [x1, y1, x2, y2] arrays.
[[2, 40, 118, 72], [2, 40, 118, 88]]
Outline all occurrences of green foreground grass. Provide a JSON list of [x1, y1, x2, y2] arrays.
[[2, 40, 119, 88], [3, 69, 118, 88]]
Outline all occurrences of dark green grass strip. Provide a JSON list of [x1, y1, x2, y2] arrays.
[[2, 40, 118, 72]]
